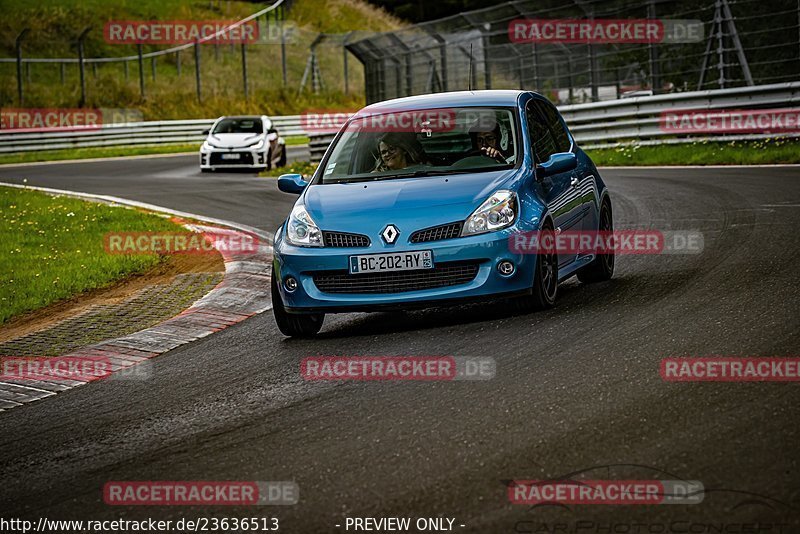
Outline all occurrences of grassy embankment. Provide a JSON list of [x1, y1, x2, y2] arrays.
[[0, 186, 190, 324]]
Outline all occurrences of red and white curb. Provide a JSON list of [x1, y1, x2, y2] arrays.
[[0, 183, 274, 412]]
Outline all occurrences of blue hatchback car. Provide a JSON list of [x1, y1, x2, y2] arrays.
[[272, 90, 613, 337]]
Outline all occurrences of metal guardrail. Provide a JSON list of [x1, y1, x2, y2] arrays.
[[1, 82, 798, 156], [0, 116, 307, 154]]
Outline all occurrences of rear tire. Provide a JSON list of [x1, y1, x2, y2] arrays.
[[271, 267, 324, 337], [513, 221, 558, 312], [577, 199, 614, 283]]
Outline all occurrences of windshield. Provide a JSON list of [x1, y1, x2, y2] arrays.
[[319, 107, 519, 183], [212, 117, 263, 134]]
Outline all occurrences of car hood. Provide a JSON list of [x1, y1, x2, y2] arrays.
[[302, 169, 519, 236], [208, 132, 262, 148]]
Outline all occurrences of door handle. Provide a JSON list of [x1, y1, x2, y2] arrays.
[[570, 176, 580, 188]]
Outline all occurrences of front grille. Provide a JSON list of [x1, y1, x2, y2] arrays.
[[209, 152, 254, 165], [323, 231, 370, 248], [410, 222, 463, 243], [312, 261, 480, 294]]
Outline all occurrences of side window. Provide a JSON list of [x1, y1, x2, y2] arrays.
[[526, 102, 558, 164], [535, 100, 572, 153]]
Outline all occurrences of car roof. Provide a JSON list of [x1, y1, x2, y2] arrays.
[[219, 115, 265, 119], [359, 90, 532, 114]]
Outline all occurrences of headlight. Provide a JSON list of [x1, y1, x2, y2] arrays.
[[286, 205, 323, 247], [203, 140, 220, 150], [461, 190, 517, 236], [246, 138, 266, 149]]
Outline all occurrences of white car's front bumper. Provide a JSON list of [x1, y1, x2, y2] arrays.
[[199, 148, 268, 170]]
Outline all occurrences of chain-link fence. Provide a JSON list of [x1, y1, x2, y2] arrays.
[[346, 0, 800, 104]]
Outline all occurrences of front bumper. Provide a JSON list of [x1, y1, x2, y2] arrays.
[[273, 227, 538, 313], [199, 148, 267, 169]]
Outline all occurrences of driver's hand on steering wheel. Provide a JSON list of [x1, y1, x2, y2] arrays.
[[480, 146, 504, 161]]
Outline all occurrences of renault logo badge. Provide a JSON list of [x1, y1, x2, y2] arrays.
[[381, 224, 399, 244]]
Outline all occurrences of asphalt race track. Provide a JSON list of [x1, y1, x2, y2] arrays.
[[1, 156, 799, 532]]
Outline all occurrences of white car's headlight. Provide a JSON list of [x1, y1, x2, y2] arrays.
[[286, 205, 323, 247], [246, 138, 266, 149], [462, 190, 517, 236], [203, 140, 220, 150]]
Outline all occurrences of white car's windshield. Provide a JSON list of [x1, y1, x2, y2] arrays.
[[320, 107, 518, 184], [212, 118, 263, 134]]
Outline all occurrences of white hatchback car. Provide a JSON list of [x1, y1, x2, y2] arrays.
[[199, 115, 273, 172]]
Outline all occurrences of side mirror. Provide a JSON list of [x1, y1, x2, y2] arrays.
[[278, 173, 308, 194], [201, 129, 209, 135], [536, 152, 577, 179]]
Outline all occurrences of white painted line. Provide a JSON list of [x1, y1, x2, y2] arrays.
[[599, 164, 800, 169], [0, 151, 198, 168]]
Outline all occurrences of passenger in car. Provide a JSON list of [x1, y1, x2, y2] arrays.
[[373, 132, 429, 172]]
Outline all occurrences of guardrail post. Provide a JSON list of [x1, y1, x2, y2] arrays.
[[343, 31, 353, 94], [280, 4, 288, 85], [137, 44, 145, 97], [77, 26, 92, 108], [15, 29, 29, 105], [241, 43, 248, 100], [647, 0, 661, 93], [194, 40, 202, 103]]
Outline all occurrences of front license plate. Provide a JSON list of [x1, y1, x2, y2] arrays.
[[349, 250, 433, 274], [221, 153, 241, 160]]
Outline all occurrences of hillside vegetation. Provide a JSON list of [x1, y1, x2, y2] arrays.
[[0, 0, 402, 118]]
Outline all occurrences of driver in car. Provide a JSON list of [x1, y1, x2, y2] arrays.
[[373, 132, 429, 172], [469, 118, 515, 164]]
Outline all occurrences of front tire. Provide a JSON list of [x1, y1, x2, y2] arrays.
[[513, 221, 558, 312], [271, 267, 324, 337], [577, 199, 614, 283]]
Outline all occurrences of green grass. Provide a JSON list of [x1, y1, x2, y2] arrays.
[[0, 0, 402, 118], [0, 186, 188, 324], [0, 144, 199, 165], [587, 138, 800, 166]]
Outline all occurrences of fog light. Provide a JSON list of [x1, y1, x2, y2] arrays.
[[497, 260, 515, 276], [284, 277, 298, 292]]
